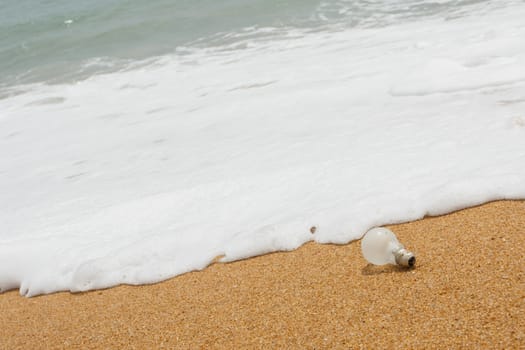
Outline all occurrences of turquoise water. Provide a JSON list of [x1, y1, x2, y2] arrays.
[[0, 0, 491, 90], [2, 0, 318, 87]]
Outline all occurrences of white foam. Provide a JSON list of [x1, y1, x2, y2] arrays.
[[1, 3, 525, 296]]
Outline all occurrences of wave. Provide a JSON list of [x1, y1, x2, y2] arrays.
[[1, 1, 525, 296]]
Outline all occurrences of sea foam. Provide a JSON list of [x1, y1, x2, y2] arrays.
[[1, 3, 525, 296]]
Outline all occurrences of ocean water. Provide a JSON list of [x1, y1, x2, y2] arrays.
[[1, 0, 525, 296], [0, 0, 503, 90]]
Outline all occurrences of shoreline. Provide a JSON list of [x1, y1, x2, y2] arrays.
[[1, 200, 524, 349]]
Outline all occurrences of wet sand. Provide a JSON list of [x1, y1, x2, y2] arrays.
[[1, 200, 524, 349]]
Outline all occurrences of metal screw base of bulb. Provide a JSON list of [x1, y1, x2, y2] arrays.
[[394, 248, 416, 267]]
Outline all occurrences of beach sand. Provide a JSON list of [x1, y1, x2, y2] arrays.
[[1, 200, 524, 349]]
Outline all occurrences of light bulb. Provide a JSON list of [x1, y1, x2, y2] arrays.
[[361, 227, 415, 267]]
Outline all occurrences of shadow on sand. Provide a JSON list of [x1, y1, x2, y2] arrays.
[[361, 263, 415, 276]]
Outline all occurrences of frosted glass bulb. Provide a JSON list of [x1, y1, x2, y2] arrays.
[[361, 227, 415, 267]]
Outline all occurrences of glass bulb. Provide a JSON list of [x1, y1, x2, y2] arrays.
[[361, 227, 415, 267]]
